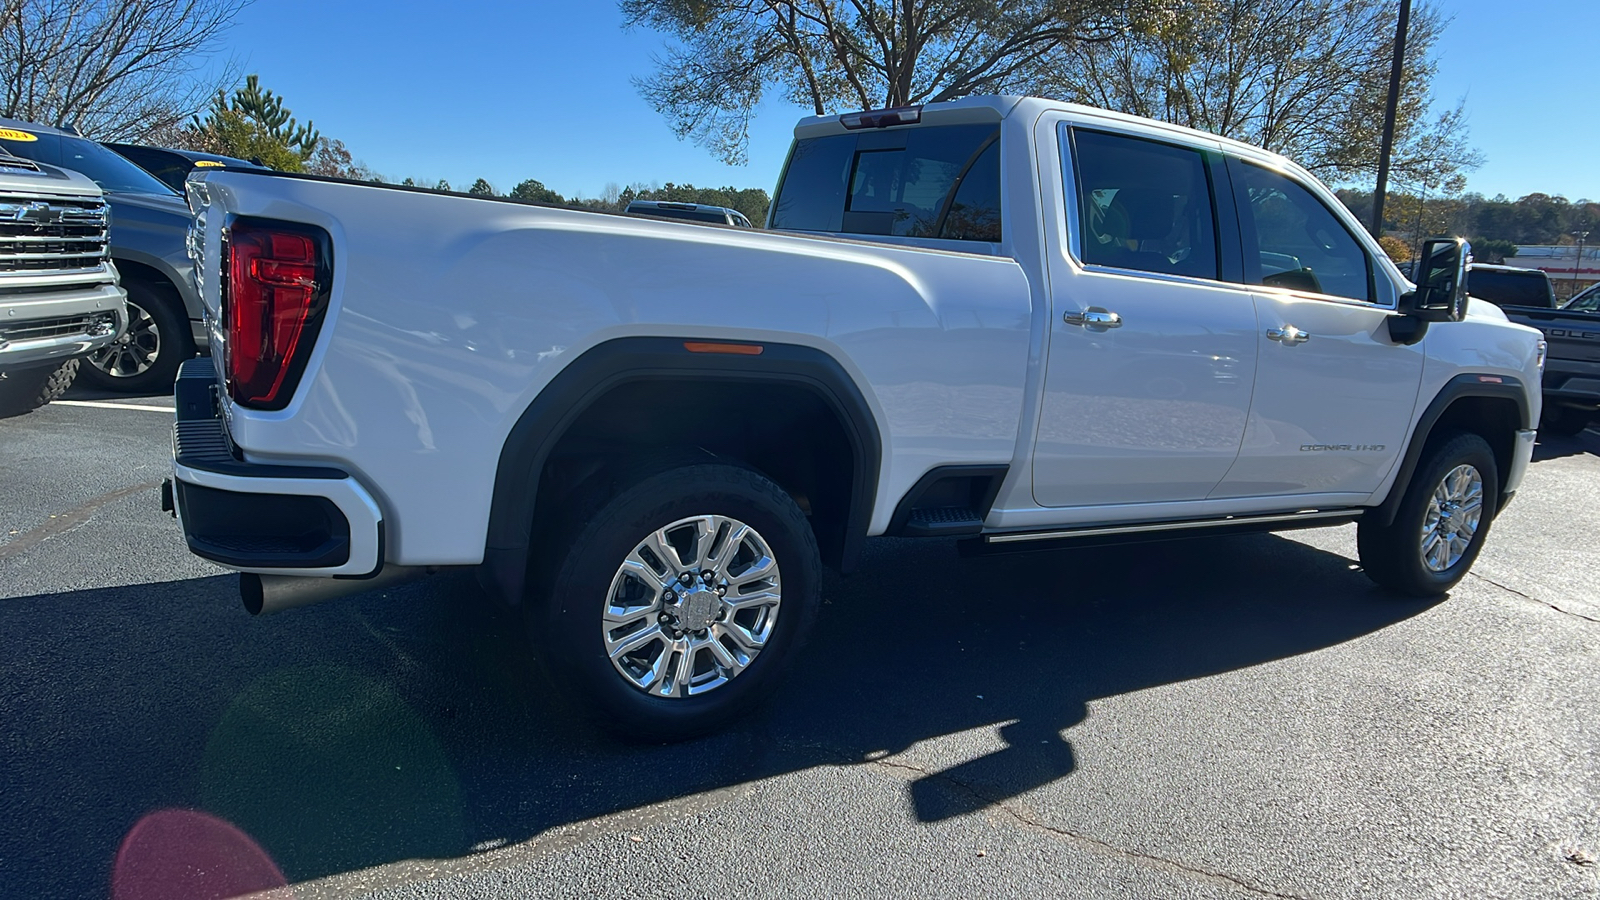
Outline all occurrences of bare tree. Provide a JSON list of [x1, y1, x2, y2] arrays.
[[0, 0, 244, 140], [624, 0, 1123, 164], [1041, 0, 1481, 186]]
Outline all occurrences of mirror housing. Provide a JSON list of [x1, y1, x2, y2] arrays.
[[1400, 237, 1471, 323]]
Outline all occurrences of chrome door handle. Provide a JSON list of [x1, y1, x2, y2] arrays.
[[1266, 326, 1311, 345], [1064, 307, 1123, 329]]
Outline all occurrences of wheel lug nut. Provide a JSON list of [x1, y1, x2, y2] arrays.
[[679, 573, 693, 585]]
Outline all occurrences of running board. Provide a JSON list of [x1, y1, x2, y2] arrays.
[[959, 508, 1362, 557]]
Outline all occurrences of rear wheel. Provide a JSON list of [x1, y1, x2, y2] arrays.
[[79, 281, 190, 394], [529, 462, 821, 742], [0, 359, 78, 418], [1358, 432, 1498, 596]]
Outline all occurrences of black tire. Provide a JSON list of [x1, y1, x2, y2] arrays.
[[528, 462, 822, 742], [1540, 406, 1593, 437], [0, 359, 78, 418], [77, 280, 192, 394], [1358, 431, 1498, 597]]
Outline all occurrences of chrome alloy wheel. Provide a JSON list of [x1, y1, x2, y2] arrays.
[[1420, 463, 1484, 573], [89, 298, 160, 378], [602, 514, 782, 698]]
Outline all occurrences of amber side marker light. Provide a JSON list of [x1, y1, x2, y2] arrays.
[[684, 341, 764, 355]]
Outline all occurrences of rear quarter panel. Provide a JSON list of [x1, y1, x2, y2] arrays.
[[194, 174, 1034, 564]]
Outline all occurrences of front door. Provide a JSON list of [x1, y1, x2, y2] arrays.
[[1033, 125, 1259, 508], [1210, 160, 1424, 499]]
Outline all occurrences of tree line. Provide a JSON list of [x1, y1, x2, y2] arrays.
[[4, 0, 1588, 254], [1338, 190, 1600, 263], [419, 178, 771, 223]]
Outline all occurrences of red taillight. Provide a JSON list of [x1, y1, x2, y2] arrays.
[[225, 220, 328, 409]]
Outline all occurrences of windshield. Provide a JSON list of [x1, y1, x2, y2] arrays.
[[1565, 283, 1600, 312], [0, 128, 178, 196]]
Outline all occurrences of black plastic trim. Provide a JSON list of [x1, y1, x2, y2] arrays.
[[172, 358, 347, 480], [1372, 373, 1531, 526], [887, 464, 1008, 537], [482, 337, 882, 604], [174, 481, 350, 568]]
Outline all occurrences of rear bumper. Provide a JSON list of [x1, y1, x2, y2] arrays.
[[169, 358, 385, 576], [1542, 357, 1600, 410], [0, 282, 126, 368]]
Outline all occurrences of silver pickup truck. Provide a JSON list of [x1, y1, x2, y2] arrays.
[[0, 146, 125, 417]]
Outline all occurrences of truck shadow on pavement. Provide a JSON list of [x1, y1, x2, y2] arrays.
[[1532, 426, 1598, 462], [0, 532, 1441, 896]]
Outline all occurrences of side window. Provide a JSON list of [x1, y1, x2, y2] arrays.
[[1236, 162, 1373, 303], [1069, 129, 1220, 281]]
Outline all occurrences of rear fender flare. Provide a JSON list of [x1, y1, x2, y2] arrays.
[[481, 337, 882, 604]]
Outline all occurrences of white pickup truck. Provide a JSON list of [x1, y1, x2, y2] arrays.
[[170, 97, 1544, 739]]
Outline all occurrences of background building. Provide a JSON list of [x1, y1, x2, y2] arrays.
[[1506, 244, 1599, 301]]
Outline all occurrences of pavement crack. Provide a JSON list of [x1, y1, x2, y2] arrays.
[[0, 480, 162, 562], [1469, 572, 1600, 625], [783, 739, 1319, 900]]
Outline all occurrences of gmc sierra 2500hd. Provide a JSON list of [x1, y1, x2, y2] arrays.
[[170, 97, 1545, 739]]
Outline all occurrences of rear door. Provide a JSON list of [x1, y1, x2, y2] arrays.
[[1209, 158, 1423, 500]]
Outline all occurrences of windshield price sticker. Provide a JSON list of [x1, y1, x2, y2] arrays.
[[0, 128, 38, 142], [193, 160, 225, 167]]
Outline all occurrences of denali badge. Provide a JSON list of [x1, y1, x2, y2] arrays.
[[1300, 444, 1386, 452]]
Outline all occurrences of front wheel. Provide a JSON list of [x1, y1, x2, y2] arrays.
[[0, 359, 79, 418], [529, 462, 821, 742], [1358, 432, 1498, 597], [78, 281, 191, 394]]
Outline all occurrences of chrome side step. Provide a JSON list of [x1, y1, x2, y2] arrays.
[[986, 508, 1361, 544], [960, 508, 1363, 557]]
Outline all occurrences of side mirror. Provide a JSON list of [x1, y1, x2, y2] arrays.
[[1400, 237, 1471, 322]]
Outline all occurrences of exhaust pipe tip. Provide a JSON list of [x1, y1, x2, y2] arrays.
[[240, 566, 442, 615]]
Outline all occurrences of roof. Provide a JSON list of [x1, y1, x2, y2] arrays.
[[791, 95, 1302, 172], [104, 143, 266, 169], [1469, 263, 1547, 275]]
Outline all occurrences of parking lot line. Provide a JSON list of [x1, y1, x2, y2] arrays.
[[52, 400, 173, 413]]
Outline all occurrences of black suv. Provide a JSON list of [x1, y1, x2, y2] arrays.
[[0, 119, 202, 392]]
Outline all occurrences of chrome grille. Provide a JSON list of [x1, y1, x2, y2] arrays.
[[0, 193, 109, 277]]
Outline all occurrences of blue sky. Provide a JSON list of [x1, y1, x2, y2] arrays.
[[215, 0, 1597, 202]]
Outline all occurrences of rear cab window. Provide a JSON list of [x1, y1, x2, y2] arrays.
[[771, 123, 1001, 243], [1469, 270, 1554, 308]]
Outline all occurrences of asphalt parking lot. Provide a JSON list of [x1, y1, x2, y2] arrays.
[[2, 391, 1598, 900]]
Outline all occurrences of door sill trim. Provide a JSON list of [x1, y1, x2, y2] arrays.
[[985, 507, 1362, 544]]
